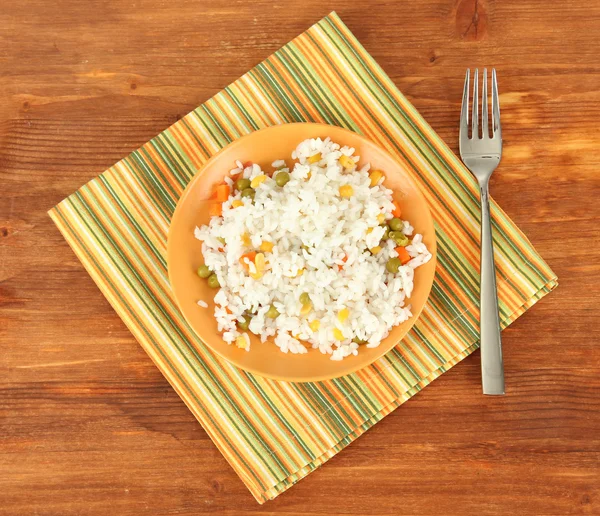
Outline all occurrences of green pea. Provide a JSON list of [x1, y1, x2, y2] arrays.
[[381, 226, 390, 241], [238, 315, 251, 331], [241, 188, 255, 200], [388, 217, 403, 231], [197, 264, 211, 278], [299, 292, 311, 305], [236, 178, 251, 191], [301, 244, 311, 255], [207, 273, 220, 288], [391, 231, 409, 247], [266, 305, 280, 319], [275, 171, 290, 187], [353, 337, 367, 345], [386, 257, 401, 274]]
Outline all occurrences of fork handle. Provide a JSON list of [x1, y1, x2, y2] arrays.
[[479, 181, 505, 395]]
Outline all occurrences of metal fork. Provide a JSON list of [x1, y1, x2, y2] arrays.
[[459, 68, 505, 395]]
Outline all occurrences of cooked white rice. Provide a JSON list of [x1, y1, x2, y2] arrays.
[[194, 137, 431, 360]]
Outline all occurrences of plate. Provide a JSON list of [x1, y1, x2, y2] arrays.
[[167, 123, 436, 382]]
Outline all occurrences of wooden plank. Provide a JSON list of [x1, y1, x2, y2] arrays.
[[1, 1, 599, 514]]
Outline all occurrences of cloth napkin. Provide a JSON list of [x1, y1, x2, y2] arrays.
[[49, 12, 558, 503]]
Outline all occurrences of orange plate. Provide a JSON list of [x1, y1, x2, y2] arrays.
[[167, 123, 437, 382]]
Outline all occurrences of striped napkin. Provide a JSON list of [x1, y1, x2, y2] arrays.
[[49, 12, 557, 503]]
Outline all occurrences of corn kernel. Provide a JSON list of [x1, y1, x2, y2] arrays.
[[250, 174, 267, 188], [369, 170, 384, 187], [254, 253, 265, 272], [370, 246, 382, 255], [249, 270, 263, 280], [300, 302, 313, 316], [295, 268, 305, 277], [367, 227, 374, 234], [260, 240, 274, 252], [306, 171, 312, 179], [338, 308, 350, 323], [307, 152, 322, 164], [242, 232, 251, 246], [232, 200, 244, 208], [377, 213, 385, 224], [339, 185, 354, 198], [339, 154, 355, 170], [333, 328, 344, 341], [235, 334, 249, 350], [309, 319, 320, 332]]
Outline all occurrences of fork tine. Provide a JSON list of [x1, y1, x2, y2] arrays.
[[472, 68, 479, 138], [460, 69, 470, 137], [492, 69, 501, 136], [481, 68, 489, 138]]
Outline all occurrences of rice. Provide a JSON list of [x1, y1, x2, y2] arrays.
[[194, 137, 431, 360]]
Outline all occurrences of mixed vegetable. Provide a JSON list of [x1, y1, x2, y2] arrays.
[[196, 156, 414, 346]]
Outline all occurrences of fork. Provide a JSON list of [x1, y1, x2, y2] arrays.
[[459, 68, 505, 395]]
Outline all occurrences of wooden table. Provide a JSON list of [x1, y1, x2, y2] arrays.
[[2, 1, 599, 514]]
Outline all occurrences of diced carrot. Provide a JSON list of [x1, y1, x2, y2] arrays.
[[243, 161, 253, 169], [335, 254, 349, 271], [209, 203, 222, 217], [392, 201, 402, 218], [215, 184, 230, 202], [395, 247, 411, 265], [239, 251, 257, 269]]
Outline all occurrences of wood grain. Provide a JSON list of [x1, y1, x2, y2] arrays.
[[1, 1, 599, 514]]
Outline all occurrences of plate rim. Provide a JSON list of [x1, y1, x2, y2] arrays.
[[167, 122, 437, 382]]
